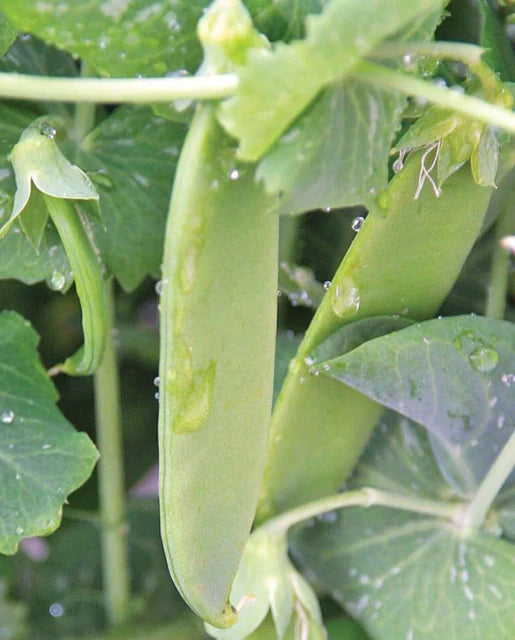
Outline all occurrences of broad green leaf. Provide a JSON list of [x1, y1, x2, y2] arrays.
[[247, 4, 443, 213], [218, 0, 444, 161], [316, 315, 515, 495], [0, 9, 17, 57], [77, 106, 187, 291], [0, 223, 72, 290], [1, 0, 327, 81], [0, 580, 27, 640], [311, 316, 414, 364], [257, 79, 405, 213], [1, 0, 205, 78], [292, 414, 515, 640], [0, 311, 98, 555]]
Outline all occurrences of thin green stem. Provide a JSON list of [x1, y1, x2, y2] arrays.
[[485, 199, 514, 319], [460, 431, 515, 531], [94, 280, 130, 628], [370, 41, 500, 95], [73, 62, 96, 143], [0, 72, 238, 103], [263, 487, 464, 534], [355, 61, 515, 133]]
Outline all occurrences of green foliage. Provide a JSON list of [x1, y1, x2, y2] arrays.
[[0, 0, 513, 638], [315, 315, 515, 495], [292, 414, 515, 640], [0, 312, 98, 555]]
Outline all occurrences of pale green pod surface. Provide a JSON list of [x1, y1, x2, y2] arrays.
[[257, 152, 493, 520], [158, 103, 278, 626]]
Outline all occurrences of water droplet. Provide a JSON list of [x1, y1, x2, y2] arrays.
[[42, 443, 51, 450], [229, 169, 239, 181], [155, 279, 166, 295], [153, 376, 160, 387], [49, 603, 64, 617], [433, 77, 447, 88], [331, 278, 360, 319], [402, 53, 416, 71], [15, 526, 24, 535], [392, 156, 404, 173], [497, 415, 505, 429], [47, 270, 66, 292], [15, 473, 20, 480], [351, 216, 364, 232], [40, 122, 56, 139], [154, 391, 160, 401], [469, 347, 498, 373], [501, 373, 515, 386], [1, 410, 15, 424], [316, 510, 338, 523], [304, 355, 315, 366], [323, 280, 331, 291], [324, 206, 332, 213]]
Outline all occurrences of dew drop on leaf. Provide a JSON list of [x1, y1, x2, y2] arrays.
[[1, 410, 15, 424], [39, 122, 56, 140], [468, 346, 499, 372], [47, 270, 66, 292], [351, 216, 364, 232]]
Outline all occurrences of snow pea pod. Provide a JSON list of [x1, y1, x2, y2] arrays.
[[158, 101, 278, 628], [158, 0, 278, 627], [257, 152, 494, 520]]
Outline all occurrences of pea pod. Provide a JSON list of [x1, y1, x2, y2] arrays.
[[158, 0, 278, 628], [42, 195, 107, 375], [257, 152, 494, 520]]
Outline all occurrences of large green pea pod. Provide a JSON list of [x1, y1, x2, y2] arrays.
[[257, 152, 494, 520], [158, 100, 278, 628]]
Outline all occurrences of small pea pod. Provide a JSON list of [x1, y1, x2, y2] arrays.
[[257, 151, 495, 520], [4, 116, 107, 376], [42, 195, 107, 375], [158, 0, 277, 628]]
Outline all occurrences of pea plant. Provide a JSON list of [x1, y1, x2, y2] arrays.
[[0, 0, 513, 639]]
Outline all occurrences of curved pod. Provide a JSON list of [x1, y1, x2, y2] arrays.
[[159, 104, 278, 627]]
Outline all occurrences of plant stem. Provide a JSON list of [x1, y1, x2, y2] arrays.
[[355, 61, 515, 133], [485, 199, 514, 319], [460, 431, 515, 531], [73, 62, 96, 143], [0, 72, 238, 103], [263, 487, 463, 534], [94, 279, 130, 628], [370, 41, 500, 95]]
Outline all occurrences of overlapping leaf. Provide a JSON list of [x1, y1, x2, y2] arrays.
[[292, 414, 515, 640], [77, 106, 187, 291], [0, 312, 98, 555], [218, 0, 443, 161], [0, 9, 16, 57], [315, 315, 515, 496]]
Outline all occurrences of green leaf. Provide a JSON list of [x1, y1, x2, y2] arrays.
[[77, 106, 187, 291], [2, 115, 98, 238], [0, 311, 98, 555], [257, 80, 405, 213], [0, 9, 17, 57], [292, 414, 515, 640], [311, 315, 415, 364], [0, 580, 27, 640], [274, 331, 303, 405], [0, 223, 72, 290], [1, 0, 205, 78], [218, 0, 444, 161], [316, 315, 515, 495]]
